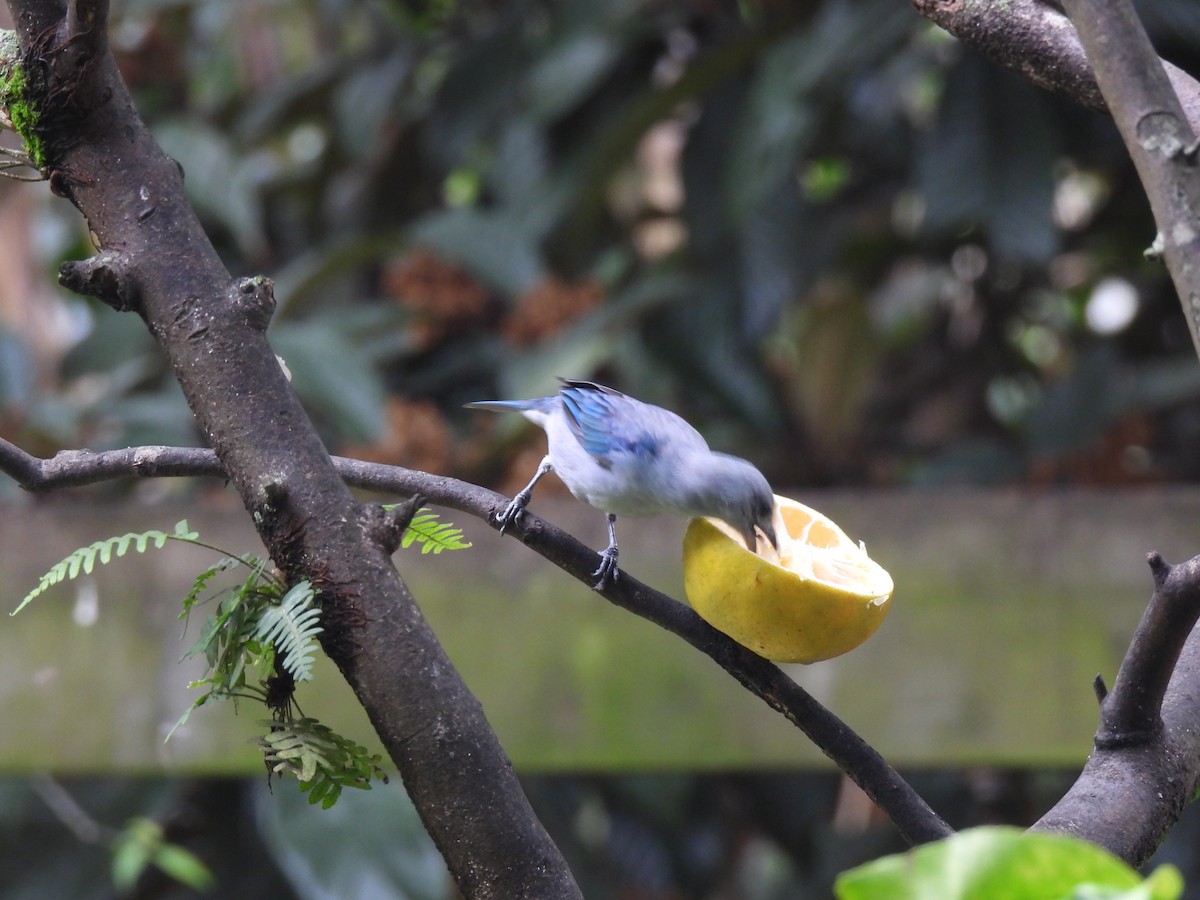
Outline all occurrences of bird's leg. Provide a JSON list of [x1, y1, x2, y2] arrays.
[[497, 455, 553, 535], [592, 513, 620, 590]]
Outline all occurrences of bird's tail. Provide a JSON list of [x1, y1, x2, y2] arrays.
[[464, 398, 559, 430], [464, 399, 555, 414]]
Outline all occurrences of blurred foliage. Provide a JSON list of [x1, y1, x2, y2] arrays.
[[6, 0, 1200, 892], [0, 0, 1196, 491], [5, 771, 1200, 899]]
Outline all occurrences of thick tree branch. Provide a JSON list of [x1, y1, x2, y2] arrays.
[[1035, 553, 1200, 864], [1021, 0, 1200, 863], [1, 2, 579, 896], [1058, 0, 1200, 359], [1095, 553, 1200, 747], [910, 0, 1200, 133], [0, 437, 953, 845], [914, 0, 1200, 357], [915, 0, 1200, 865]]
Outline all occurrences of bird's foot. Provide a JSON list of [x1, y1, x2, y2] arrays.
[[592, 544, 620, 591], [495, 491, 530, 535]]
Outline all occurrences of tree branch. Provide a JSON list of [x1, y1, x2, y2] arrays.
[[909, 0, 1200, 133], [1, 2, 579, 895], [1035, 552, 1200, 864], [1095, 553, 1200, 747], [915, 0, 1200, 865], [1022, 0, 1200, 864], [0, 437, 952, 846], [914, 0, 1200, 356], [1057, 0, 1200, 359]]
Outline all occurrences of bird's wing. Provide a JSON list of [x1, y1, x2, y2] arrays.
[[558, 378, 700, 468]]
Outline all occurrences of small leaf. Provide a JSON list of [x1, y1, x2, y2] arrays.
[[111, 818, 161, 892], [152, 844, 215, 891], [392, 507, 472, 554]]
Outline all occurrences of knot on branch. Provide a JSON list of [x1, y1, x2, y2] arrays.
[[59, 250, 139, 311], [1094, 718, 1164, 751], [360, 495, 425, 555], [1136, 110, 1197, 161], [229, 276, 276, 331]]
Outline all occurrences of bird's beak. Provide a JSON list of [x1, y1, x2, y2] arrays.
[[743, 520, 777, 553], [761, 520, 778, 551]]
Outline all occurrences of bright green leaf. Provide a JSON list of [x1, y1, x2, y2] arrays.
[[835, 827, 1182, 900]]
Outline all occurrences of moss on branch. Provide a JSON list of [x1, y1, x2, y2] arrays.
[[0, 29, 46, 168]]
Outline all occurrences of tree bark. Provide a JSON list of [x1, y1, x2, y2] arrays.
[[909, 0, 1200, 132], [2, 2, 580, 896], [913, 0, 1200, 866], [1056, 0, 1200, 358]]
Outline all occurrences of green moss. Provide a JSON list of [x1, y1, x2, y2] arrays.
[[0, 31, 45, 169]]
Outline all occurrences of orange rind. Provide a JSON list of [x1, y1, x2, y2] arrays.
[[682, 495, 893, 663]]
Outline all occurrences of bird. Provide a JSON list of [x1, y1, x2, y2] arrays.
[[466, 378, 778, 589]]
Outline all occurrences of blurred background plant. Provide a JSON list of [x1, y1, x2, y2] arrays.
[[4, 0, 1198, 495], [5, 0, 1200, 895]]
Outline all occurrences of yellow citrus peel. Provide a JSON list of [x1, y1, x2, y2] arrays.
[[682, 495, 893, 663]]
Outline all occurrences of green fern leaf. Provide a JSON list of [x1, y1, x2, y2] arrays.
[[253, 582, 322, 682], [396, 508, 472, 554], [164, 692, 211, 742], [13, 520, 198, 616], [253, 717, 387, 808], [178, 556, 242, 625]]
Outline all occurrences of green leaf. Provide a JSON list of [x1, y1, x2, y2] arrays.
[[14, 520, 199, 616], [111, 816, 214, 893], [253, 582, 322, 682], [152, 843, 215, 892], [834, 827, 1183, 900], [164, 693, 210, 743], [179, 555, 242, 623], [110, 818, 161, 892], [392, 508, 472, 554], [253, 717, 388, 809]]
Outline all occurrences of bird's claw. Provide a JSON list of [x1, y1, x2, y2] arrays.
[[495, 491, 530, 535], [592, 546, 620, 591]]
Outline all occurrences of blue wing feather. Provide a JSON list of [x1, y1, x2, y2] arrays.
[[558, 379, 660, 467]]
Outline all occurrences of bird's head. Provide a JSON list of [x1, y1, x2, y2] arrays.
[[696, 454, 778, 553]]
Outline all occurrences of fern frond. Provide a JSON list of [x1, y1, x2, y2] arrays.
[[179, 556, 242, 624], [13, 520, 198, 616], [164, 691, 211, 742], [397, 508, 472, 554], [254, 717, 387, 808], [182, 565, 260, 664], [253, 582, 322, 682]]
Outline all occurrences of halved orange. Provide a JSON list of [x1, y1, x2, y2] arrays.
[[682, 495, 893, 663]]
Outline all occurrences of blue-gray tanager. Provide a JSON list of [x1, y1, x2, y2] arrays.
[[467, 378, 778, 589]]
